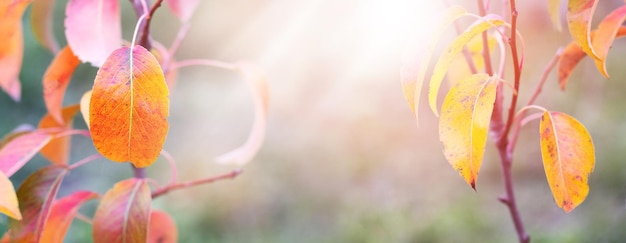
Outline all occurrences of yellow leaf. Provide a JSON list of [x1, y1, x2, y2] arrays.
[[539, 111, 595, 213], [429, 15, 505, 117], [439, 73, 496, 189], [548, 0, 563, 31], [79, 90, 92, 128], [591, 5, 626, 78], [566, 0, 600, 60], [446, 34, 496, 87], [0, 171, 21, 220]]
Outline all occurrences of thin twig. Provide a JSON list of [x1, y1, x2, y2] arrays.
[[160, 150, 178, 185], [477, 0, 494, 76], [151, 170, 242, 199], [170, 59, 237, 71], [69, 154, 103, 170], [75, 212, 93, 225]]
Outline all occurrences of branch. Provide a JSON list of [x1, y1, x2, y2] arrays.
[[151, 170, 242, 199], [130, 0, 164, 50]]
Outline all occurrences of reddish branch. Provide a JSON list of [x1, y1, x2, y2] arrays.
[[151, 170, 242, 198], [130, 0, 164, 50]]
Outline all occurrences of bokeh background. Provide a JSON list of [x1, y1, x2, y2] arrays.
[[2, 0, 626, 242]]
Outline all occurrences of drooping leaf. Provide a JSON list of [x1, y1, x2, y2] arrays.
[[147, 210, 178, 243], [215, 62, 268, 166], [539, 111, 595, 213], [40, 190, 98, 243], [558, 27, 626, 90], [446, 34, 497, 87], [31, 0, 60, 53], [93, 179, 151, 243], [165, 0, 199, 22], [429, 15, 505, 117], [548, 0, 563, 31], [0, 171, 21, 220], [9, 166, 68, 242], [38, 105, 81, 165], [566, 0, 600, 60], [439, 73, 496, 189], [90, 46, 169, 168], [0, 0, 32, 101], [591, 5, 626, 78], [0, 131, 53, 177], [43, 46, 81, 124], [401, 5, 467, 122], [64, 0, 121, 67], [79, 90, 92, 128]]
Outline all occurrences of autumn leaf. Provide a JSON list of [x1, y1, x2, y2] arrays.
[[591, 5, 626, 78], [558, 27, 626, 89], [8, 166, 68, 242], [401, 5, 466, 123], [439, 73, 496, 189], [0, 0, 32, 101], [38, 105, 81, 165], [40, 191, 98, 243], [93, 179, 151, 243], [548, 0, 563, 31], [566, 0, 600, 60], [429, 15, 505, 117], [539, 111, 595, 212], [31, 0, 60, 53], [43, 46, 81, 124], [216, 62, 269, 166], [446, 34, 497, 87], [0, 124, 35, 149], [79, 90, 92, 128], [165, 0, 199, 22], [147, 210, 178, 243], [90, 46, 169, 168], [0, 131, 53, 177], [0, 171, 21, 220], [64, 0, 121, 66]]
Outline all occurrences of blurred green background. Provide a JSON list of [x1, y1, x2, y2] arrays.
[[2, 0, 626, 242]]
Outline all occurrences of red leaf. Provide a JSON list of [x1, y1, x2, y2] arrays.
[[31, 0, 60, 53], [0, 131, 53, 177], [38, 105, 81, 165], [90, 46, 169, 168], [93, 179, 151, 243], [64, 0, 121, 67], [0, 0, 32, 101], [165, 0, 199, 22], [43, 46, 81, 124], [147, 210, 178, 243], [40, 191, 98, 243], [8, 166, 69, 242]]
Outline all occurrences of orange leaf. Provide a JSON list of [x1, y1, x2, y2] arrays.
[[43, 46, 81, 124], [539, 111, 595, 213], [591, 5, 626, 78], [90, 46, 170, 168], [64, 0, 121, 66], [147, 210, 178, 243], [548, 0, 563, 31], [165, 0, 199, 22], [558, 27, 626, 90], [0, 171, 21, 220], [0, 131, 53, 177], [40, 191, 98, 243], [8, 166, 68, 242], [38, 105, 81, 165], [566, 0, 600, 60], [0, 0, 32, 101], [31, 0, 60, 53], [93, 179, 151, 243], [439, 73, 496, 189], [215, 62, 268, 166]]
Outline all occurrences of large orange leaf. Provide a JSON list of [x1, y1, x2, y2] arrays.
[[215, 62, 269, 166], [38, 105, 81, 165], [0, 131, 53, 177], [591, 5, 626, 78], [147, 210, 178, 243], [93, 179, 151, 243], [43, 46, 81, 124], [31, 0, 60, 53], [429, 15, 505, 117], [539, 111, 595, 213], [0, 0, 32, 101], [8, 166, 68, 242], [0, 171, 21, 220], [558, 27, 626, 90], [439, 73, 496, 189], [401, 5, 466, 122], [90, 46, 170, 168], [64, 0, 121, 66], [566, 0, 600, 60], [40, 190, 98, 243], [165, 0, 199, 22]]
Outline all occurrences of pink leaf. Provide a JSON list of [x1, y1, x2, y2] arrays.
[[40, 191, 98, 243], [0, 131, 53, 177]]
